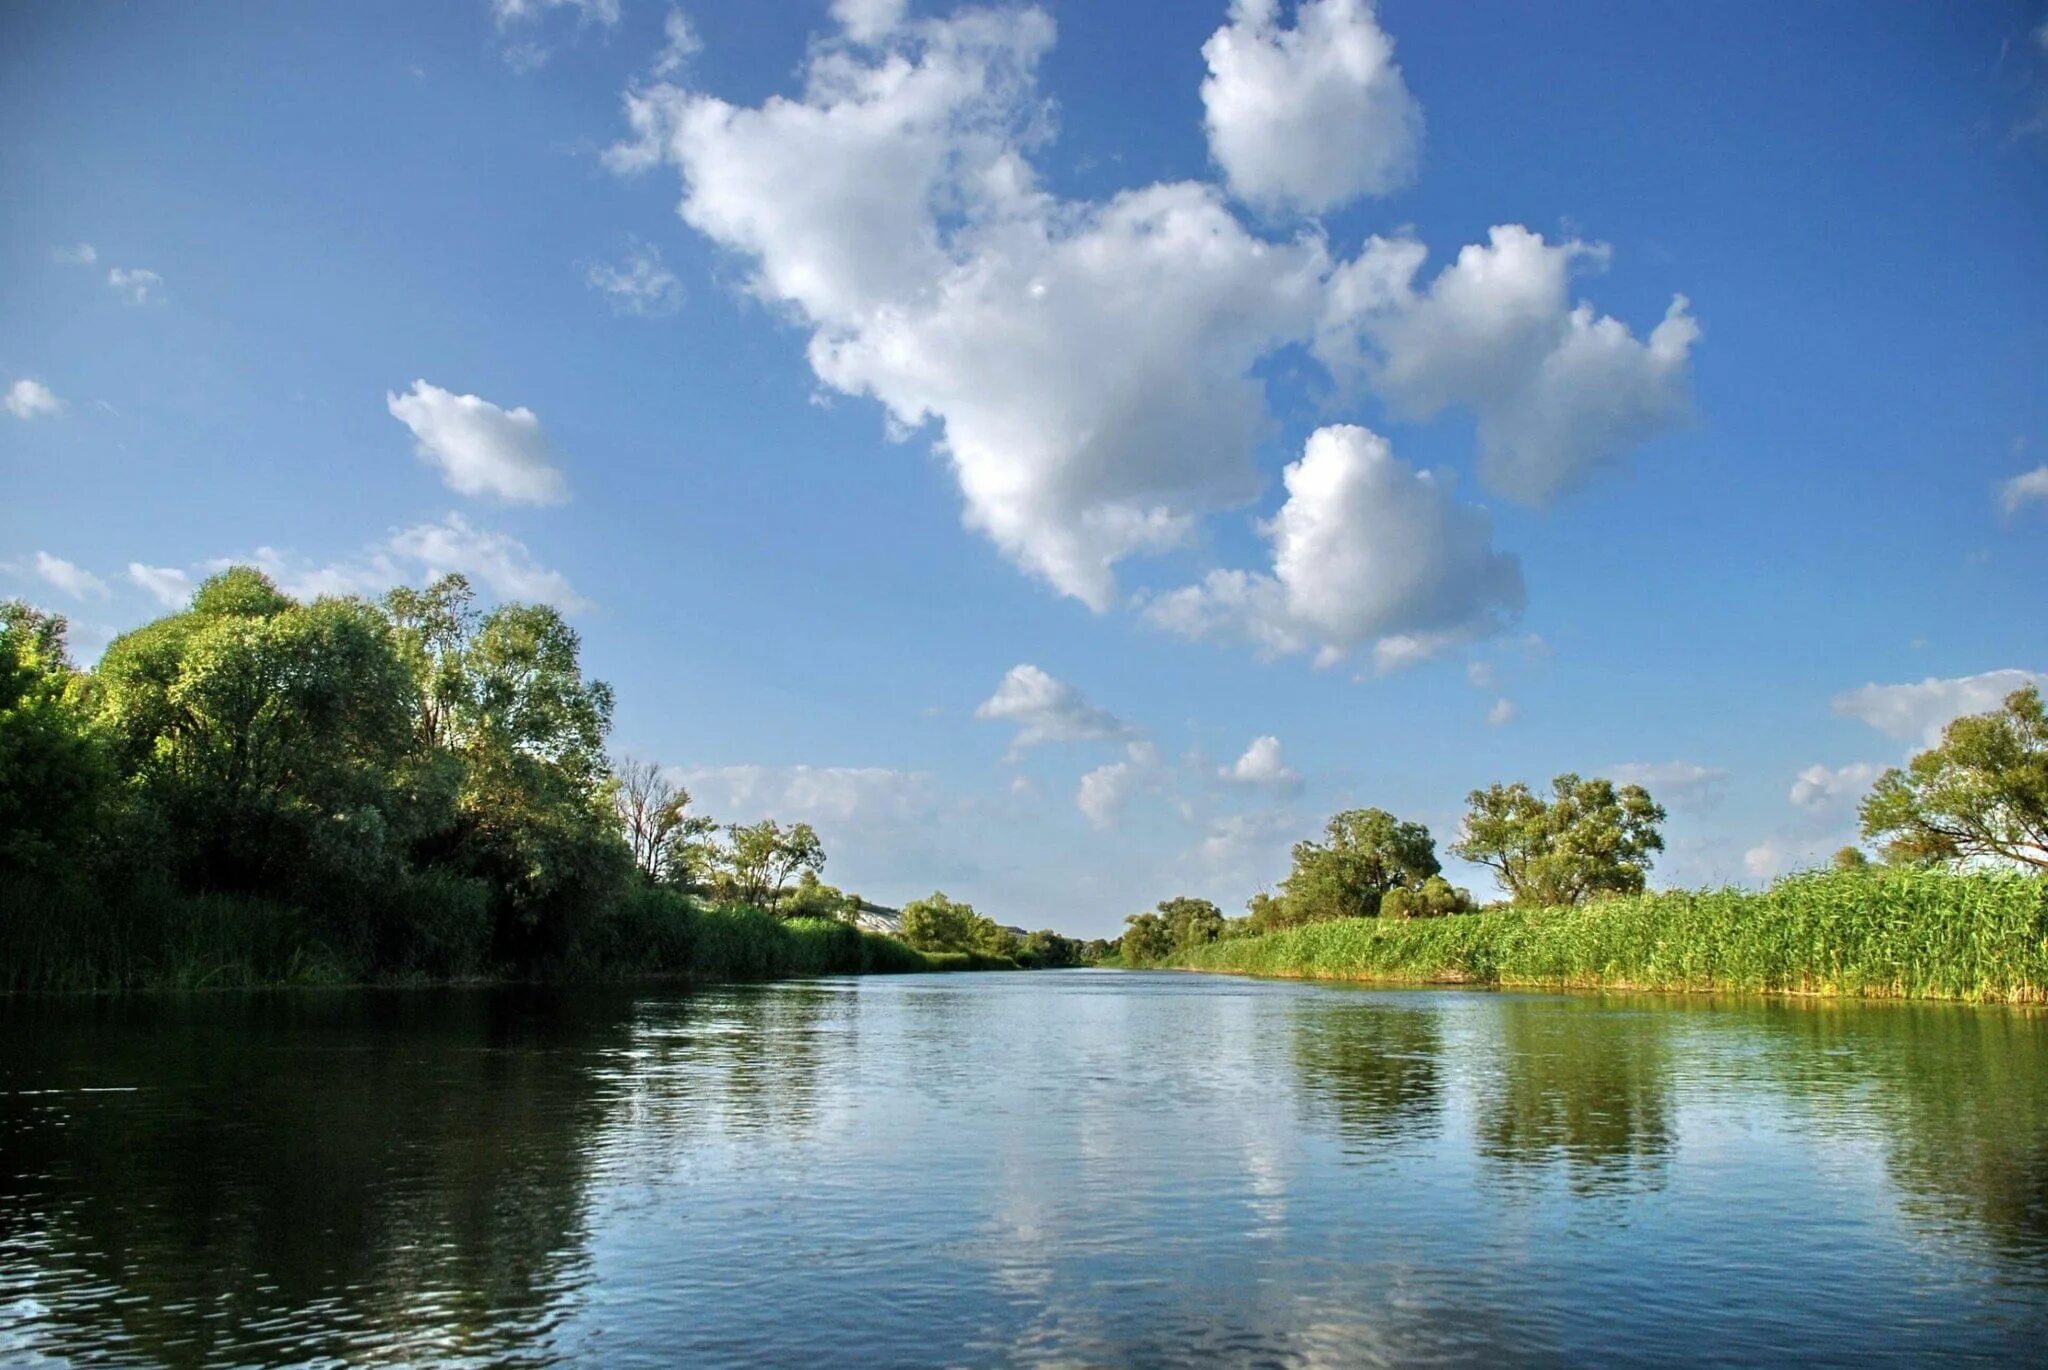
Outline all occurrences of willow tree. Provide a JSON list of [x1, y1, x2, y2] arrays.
[[1451, 773, 1666, 907], [1860, 685, 2048, 871]]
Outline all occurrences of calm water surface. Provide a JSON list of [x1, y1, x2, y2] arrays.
[[4, 971, 2047, 1366]]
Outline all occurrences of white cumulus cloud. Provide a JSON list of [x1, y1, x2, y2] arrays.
[[1318, 225, 1698, 504], [216, 513, 588, 612], [975, 663, 1129, 757], [1607, 760, 1728, 812], [2000, 465, 2048, 514], [1788, 762, 1880, 812], [607, 8, 1332, 609], [5, 379, 64, 420], [128, 563, 193, 608], [1485, 697, 1517, 727], [1077, 741, 1162, 830], [1221, 734, 1302, 794], [1200, 0, 1421, 213], [1831, 669, 2045, 748], [387, 379, 569, 505], [831, 0, 907, 43], [51, 243, 96, 265], [12, 552, 108, 600], [1144, 424, 1522, 667]]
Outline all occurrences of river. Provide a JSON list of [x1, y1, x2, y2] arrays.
[[3, 971, 2046, 1365]]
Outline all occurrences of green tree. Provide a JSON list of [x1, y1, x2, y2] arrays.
[[1019, 929, 1080, 968], [1832, 846, 1871, 872], [381, 586, 629, 963], [1451, 773, 1667, 906], [1155, 896, 1226, 951], [611, 755, 713, 884], [1859, 686, 2048, 871], [1381, 874, 1475, 918], [1260, 808, 1442, 927], [93, 571, 420, 897], [900, 890, 979, 952], [1119, 911, 1172, 965], [713, 819, 826, 909], [0, 603, 109, 875]]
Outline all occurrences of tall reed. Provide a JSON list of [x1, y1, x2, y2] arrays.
[[1173, 869, 2048, 1003]]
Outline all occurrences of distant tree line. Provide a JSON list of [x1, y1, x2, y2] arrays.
[[0, 572, 1070, 987], [1115, 685, 2048, 965]]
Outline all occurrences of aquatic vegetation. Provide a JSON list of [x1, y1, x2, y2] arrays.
[[1174, 869, 2048, 1002]]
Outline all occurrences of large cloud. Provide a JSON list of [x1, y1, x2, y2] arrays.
[[1832, 669, 2046, 747], [608, 5, 1698, 637], [387, 380, 569, 506], [1144, 424, 1522, 668], [1200, 0, 1421, 213], [608, 8, 1328, 609], [1318, 226, 1698, 504]]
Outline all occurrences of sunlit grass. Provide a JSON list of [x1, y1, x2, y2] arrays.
[[1173, 869, 2048, 1003]]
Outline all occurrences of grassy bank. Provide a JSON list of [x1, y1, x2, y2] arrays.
[[1171, 869, 2048, 1003], [0, 877, 1012, 993]]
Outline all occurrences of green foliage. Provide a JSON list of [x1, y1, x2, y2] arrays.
[[1380, 874, 1475, 918], [0, 603, 110, 876], [898, 889, 1011, 956], [1833, 846, 1871, 872], [1177, 868, 2048, 1003], [1450, 772, 1667, 906], [5, 566, 1018, 991], [1119, 911, 1172, 965], [710, 819, 826, 909], [1018, 928, 1082, 967], [1260, 808, 1443, 927], [92, 573, 422, 902], [1860, 685, 2048, 871]]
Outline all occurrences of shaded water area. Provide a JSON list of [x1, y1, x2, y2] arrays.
[[4, 972, 2047, 1366]]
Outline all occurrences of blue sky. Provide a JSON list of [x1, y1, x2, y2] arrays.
[[3, 0, 2044, 935]]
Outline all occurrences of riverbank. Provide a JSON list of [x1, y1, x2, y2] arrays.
[[1170, 869, 2048, 1003], [0, 878, 1014, 993]]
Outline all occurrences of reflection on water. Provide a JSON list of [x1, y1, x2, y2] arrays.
[[1473, 997, 1674, 1195], [4, 975, 2048, 1365]]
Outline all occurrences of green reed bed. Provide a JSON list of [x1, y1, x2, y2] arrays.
[[1173, 869, 2048, 1003]]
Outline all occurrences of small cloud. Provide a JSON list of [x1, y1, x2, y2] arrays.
[[975, 664, 1129, 758], [1608, 759, 1728, 812], [51, 242, 97, 266], [1219, 735, 1303, 796], [1788, 762, 1880, 812], [1833, 669, 2046, 747], [2000, 465, 2048, 515], [652, 8, 702, 76], [1485, 698, 1517, 726], [1077, 741, 1162, 830], [1466, 660, 1499, 691], [128, 563, 193, 608], [106, 267, 164, 304], [386, 379, 569, 506], [585, 239, 684, 317], [15, 551, 109, 600], [5, 378, 65, 420]]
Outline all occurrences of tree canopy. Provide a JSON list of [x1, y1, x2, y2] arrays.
[[1450, 773, 1666, 906], [1860, 685, 2048, 872]]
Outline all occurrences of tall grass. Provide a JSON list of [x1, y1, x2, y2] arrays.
[[0, 876, 998, 993], [1173, 869, 2048, 1003]]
